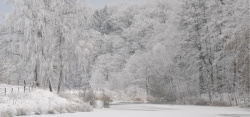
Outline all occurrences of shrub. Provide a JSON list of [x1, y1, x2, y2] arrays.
[[0, 108, 15, 117], [148, 80, 177, 104], [59, 92, 73, 100], [0, 89, 93, 117], [47, 110, 55, 114], [186, 98, 209, 105], [211, 100, 229, 107], [134, 97, 143, 102], [16, 108, 30, 116], [54, 106, 65, 113], [102, 94, 110, 108], [79, 89, 96, 107], [34, 109, 42, 115], [241, 103, 250, 108], [76, 103, 93, 112], [194, 98, 209, 105], [64, 102, 92, 113]]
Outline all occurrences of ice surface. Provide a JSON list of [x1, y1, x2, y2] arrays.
[[19, 103, 250, 117]]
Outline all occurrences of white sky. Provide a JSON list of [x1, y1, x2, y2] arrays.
[[0, 1, 12, 20]]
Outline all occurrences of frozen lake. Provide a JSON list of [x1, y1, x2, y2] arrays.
[[20, 103, 250, 117]]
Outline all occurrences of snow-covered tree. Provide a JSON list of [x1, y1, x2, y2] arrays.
[[0, 0, 93, 93]]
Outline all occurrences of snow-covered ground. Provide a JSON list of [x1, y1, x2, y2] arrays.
[[0, 87, 92, 117], [1, 84, 249, 117], [20, 103, 250, 117]]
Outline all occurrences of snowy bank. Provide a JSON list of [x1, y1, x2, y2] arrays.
[[0, 89, 92, 117]]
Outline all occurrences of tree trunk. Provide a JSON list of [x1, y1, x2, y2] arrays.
[[57, 68, 63, 94], [57, 33, 63, 94], [145, 67, 149, 101], [49, 80, 53, 92], [34, 63, 39, 87]]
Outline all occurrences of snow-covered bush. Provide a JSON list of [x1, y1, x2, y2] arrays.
[[148, 80, 177, 104], [186, 98, 209, 106], [0, 89, 92, 116], [79, 89, 97, 107], [90, 89, 113, 108], [241, 102, 250, 108], [0, 106, 16, 117], [102, 93, 111, 108], [16, 107, 31, 116], [47, 110, 55, 114], [211, 100, 229, 107], [124, 86, 147, 102]]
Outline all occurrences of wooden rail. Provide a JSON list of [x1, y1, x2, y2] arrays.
[[0, 80, 36, 96]]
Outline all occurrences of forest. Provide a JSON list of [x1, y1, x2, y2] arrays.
[[0, 0, 249, 107]]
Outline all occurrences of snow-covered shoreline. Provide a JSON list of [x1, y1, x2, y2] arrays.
[[19, 103, 250, 117]]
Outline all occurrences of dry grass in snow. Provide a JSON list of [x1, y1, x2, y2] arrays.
[[0, 89, 92, 117]]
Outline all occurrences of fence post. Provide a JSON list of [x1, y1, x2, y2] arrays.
[[11, 88, 13, 93], [24, 80, 26, 93], [24, 80, 26, 85], [5, 88, 6, 96], [18, 87, 19, 92]]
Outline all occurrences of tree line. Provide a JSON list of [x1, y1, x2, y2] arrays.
[[0, 0, 249, 105]]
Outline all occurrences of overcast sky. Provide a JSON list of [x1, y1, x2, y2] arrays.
[[0, 1, 12, 18], [0, 0, 145, 21]]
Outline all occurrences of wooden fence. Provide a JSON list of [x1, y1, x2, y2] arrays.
[[0, 79, 36, 96]]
